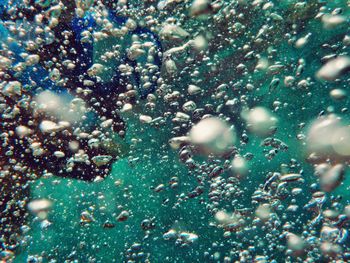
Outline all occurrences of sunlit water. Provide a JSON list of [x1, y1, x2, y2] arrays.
[[1, 0, 350, 262]]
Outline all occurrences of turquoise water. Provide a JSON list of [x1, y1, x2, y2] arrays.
[[1, 0, 350, 262]]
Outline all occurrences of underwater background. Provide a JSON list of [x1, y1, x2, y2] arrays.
[[0, 0, 350, 262]]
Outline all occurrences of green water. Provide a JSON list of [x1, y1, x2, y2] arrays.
[[1, 0, 350, 262]]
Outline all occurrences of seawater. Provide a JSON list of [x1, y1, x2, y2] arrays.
[[0, 0, 350, 262]]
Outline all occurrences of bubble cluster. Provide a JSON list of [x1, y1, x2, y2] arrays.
[[0, 0, 350, 262]]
